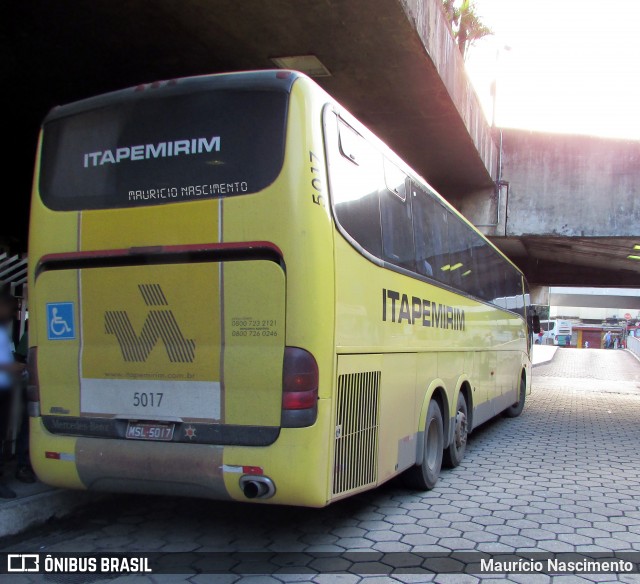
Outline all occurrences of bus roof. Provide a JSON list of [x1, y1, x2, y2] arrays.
[[44, 70, 300, 124]]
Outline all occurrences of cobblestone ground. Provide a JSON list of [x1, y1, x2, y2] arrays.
[[3, 349, 640, 584]]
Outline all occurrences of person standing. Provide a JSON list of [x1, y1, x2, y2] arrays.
[[14, 323, 35, 483], [0, 293, 26, 498]]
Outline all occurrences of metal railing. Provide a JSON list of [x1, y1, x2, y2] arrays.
[[0, 253, 27, 293], [628, 335, 640, 359]]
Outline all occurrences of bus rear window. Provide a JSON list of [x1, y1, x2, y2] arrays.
[[39, 89, 289, 210]]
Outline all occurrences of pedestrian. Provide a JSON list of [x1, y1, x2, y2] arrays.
[[14, 322, 35, 483], [0, 292, 26, 498], [604, 331, 612, 349], [584, 341, 589, 349]]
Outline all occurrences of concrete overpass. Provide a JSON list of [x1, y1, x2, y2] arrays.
[[5, 0, 495, 249], [549, 288, 640, 310], [456, 130, 640, 287], [5, 0, 640, 288]]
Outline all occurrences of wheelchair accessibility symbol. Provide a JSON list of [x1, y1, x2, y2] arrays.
[[46, 303, 76, 340]]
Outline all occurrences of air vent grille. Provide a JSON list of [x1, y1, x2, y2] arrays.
[[332, 371, 380, 495]]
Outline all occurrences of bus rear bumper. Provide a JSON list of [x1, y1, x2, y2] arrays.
[[29, 402, 332, 507], [30, 417, 231, 499]]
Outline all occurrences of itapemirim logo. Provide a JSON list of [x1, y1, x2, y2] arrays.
[[105, 284, 196, 363]]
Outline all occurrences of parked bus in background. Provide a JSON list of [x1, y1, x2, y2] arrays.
[[27, 71, 531, 507], [540, 319, 573, 346]]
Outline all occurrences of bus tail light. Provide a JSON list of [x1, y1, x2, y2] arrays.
[[26, 347, 41, 417], [282, 347, 318, 428]]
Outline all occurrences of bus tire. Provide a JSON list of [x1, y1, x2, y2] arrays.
[[404, 399, 443, 490], [504, 375, 526, 418], [443, 391, 468, 468]]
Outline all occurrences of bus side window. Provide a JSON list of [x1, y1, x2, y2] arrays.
[[494, 271, 508, 309], [447, 216, 475, 293], [469, 236, 489, 300], [474, 242, 505, 307], [516, 278, 525, 318], [380, 160, 415, 271], [411, 182, 449, 282], [331, 117, 384, 258], [507, 272, 522, 313]]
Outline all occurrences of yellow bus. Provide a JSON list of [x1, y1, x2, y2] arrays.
[[28, 71, 531, 507]]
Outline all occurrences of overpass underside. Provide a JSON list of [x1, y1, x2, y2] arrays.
[[493, 236, 640, 287], [7, 0, 495, 200]]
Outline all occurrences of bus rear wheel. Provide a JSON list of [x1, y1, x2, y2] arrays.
[[504, 375, 526, 418], [443, 391, 468, 468], [404, 399, 443, 490]]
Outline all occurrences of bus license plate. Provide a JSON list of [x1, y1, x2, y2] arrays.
[[126, 422, 175, 441]]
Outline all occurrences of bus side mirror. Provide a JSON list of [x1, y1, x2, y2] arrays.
[[530, 315, 540, 334]]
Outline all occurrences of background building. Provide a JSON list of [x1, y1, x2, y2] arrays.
[[548, 287, 640, 347]]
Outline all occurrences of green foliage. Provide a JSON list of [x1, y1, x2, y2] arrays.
[[442, 0, 493, 59]]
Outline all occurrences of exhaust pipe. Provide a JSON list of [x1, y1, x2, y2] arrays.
[[239, 475, 276, 499]]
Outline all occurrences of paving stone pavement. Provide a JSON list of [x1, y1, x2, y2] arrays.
[[3, 349, 640, 583]]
